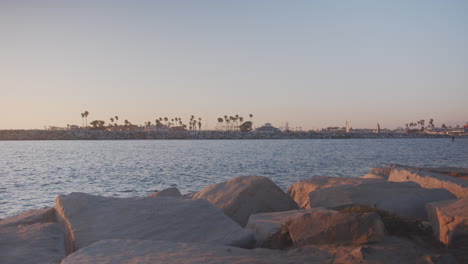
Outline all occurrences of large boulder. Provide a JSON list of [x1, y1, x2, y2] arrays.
[[389, 167, 468, 198], [246, 209, 318, 248], [288, 208, 384, 246], [308, 182, 456, 220], [60, 237, 444, 264], [370, 164, 402, 178], [426, 198, 468, 247], [374, 164, 468, 181], [0, 208, 65, 264], [60, 239, 330, 264], [192, 176, 298, 227], [55, 193, 254, 254], [287, 177, 385, 208], [360, 173, 388, 180], [0, 207, 56, 227]]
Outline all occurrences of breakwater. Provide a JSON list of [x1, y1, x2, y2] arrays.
[[0, 129, 457, 140]]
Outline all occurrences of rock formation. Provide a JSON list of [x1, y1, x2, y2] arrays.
[[193, 176, 298, 227]]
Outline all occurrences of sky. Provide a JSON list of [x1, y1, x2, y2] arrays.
[[1, 0, 467, 130]]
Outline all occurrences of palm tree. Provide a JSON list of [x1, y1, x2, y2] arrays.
[[249, 114, 253, 120], [114, 116, 119, 125], [224, 116, 230, 131], [110, 117, 114, 125], [84, 111, 89, 128], [198, 121, 202, 131], [217, 117, 224, 130], [81, 113, 85, 127], [164, 117, 168, 125]]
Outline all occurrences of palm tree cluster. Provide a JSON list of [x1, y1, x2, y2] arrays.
[[109, 116, 119, 127], [217, 114, 253, 131], [78, 111, 257, 132], [189, 115, 202, 131], [150, 115, 202, 131], [405, 118, 435, 132], [80, 111, 89, 128]]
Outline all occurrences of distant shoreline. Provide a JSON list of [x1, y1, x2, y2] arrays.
[[0, 129, 464, 141]]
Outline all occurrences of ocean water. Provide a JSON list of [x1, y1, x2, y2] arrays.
[[0, 138, 467, 218]]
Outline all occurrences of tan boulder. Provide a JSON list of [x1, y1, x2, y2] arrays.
[[389, 167, 468, 198], [288, 208, 384, 246], [0, 208, 65, 264], [60, 236, 444, 264], [0, 207, 56, 227], [426, 198, 468, 247], [287, 177, 385, 208], [60, 239, 331, 264], [360, 173, 387, 179], [192, 176, 298, 227], [246, 209, 318, 248], [308, 182, 456, 220], [55, 193, 254, 254], [370, 164, 401, 178]]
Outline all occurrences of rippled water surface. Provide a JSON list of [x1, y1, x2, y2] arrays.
[[1, 138, 467, 218]]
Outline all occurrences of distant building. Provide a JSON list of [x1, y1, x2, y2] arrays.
[[147, 124, 170, 131], [256, 123, 280, 133]]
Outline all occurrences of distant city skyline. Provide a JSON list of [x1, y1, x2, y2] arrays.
[[1, 1, 467, 130]]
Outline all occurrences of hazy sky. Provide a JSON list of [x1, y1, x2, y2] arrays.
[[1, 1, 467, 130]]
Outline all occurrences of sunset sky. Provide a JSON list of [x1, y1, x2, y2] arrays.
[[1, 1, 467, 130]]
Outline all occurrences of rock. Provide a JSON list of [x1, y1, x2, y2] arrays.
[[389, 167, 468, 198], [288, 208, 384, 246], [0, 212, 65, 264], [370, 164, 401, 178], [327, 236, 456, 264], [360, 173, 388, 179], [371, 164, 468, 181], [308, 182, 456, 220], [60, 236, 441, 264], [287, 177, 385, 208], [192, 176, 298, 227], [421, 254, 458, 264], [55, 193, 254, 254], [60, 239, 332, 264], [246, 209, 318, 248], [148, 187, 182, 198], [426, 198, 468, 247], [0, 208, 57, 227]]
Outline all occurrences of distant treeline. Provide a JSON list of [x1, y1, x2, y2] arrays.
[[0, 130, 458, 141]]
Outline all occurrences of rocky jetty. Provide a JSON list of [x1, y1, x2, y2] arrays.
[[1, 165, 467, 263]]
